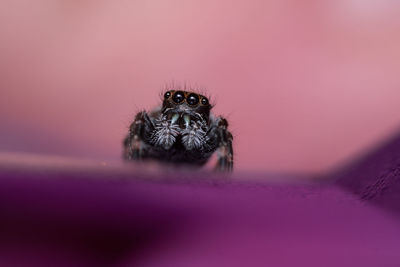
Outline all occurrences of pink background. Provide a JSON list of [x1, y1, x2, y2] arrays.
[[1, 0, 400, 173]]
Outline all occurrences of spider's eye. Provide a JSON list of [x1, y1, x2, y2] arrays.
[[201, 97, 209, 106], [164, 91, 171, 99], [172, 91, 185, 104], [186, 93, 199, 106]]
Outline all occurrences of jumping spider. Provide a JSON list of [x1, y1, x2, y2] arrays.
[[123, 90, 233, 171]]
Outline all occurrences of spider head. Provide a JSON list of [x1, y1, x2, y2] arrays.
[[161, 90, 211, 127]]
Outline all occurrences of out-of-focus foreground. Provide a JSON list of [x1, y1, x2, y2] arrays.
[[1, 129, 400, 266]]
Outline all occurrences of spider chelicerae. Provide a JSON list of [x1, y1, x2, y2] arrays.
[[123, 89, 233, 171]]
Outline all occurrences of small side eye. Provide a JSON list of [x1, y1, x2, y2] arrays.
[[186, 93, 199, 106], [201, 97, 209, 106], [164, 91, 171, 99], [172, 91, 185, 104]]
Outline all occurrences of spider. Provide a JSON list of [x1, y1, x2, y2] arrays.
[[123, 89, 233, 171]]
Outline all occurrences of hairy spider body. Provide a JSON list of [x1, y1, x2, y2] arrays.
[[123, 90, 233, 171]]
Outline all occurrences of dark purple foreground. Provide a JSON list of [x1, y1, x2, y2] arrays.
[[1, 134, 400, 266]]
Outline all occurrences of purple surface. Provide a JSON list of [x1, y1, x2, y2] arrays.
[[1, 150, 400, 266], [334, 133, 400, 215]]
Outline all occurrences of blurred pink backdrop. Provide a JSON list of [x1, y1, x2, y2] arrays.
[[1, 0, 400, 173]]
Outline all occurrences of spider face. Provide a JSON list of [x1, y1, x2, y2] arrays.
[[162, 90, 211, 129], [124, 88, 233, 171]]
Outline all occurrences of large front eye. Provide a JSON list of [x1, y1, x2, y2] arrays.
[[186, 93, 199, 106], [172, 91, 185, 104], [164, 91, 172, 99]]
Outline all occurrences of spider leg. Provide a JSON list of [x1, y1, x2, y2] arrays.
[[123, 111, 154, 160], [214, 117, 234, 172]]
